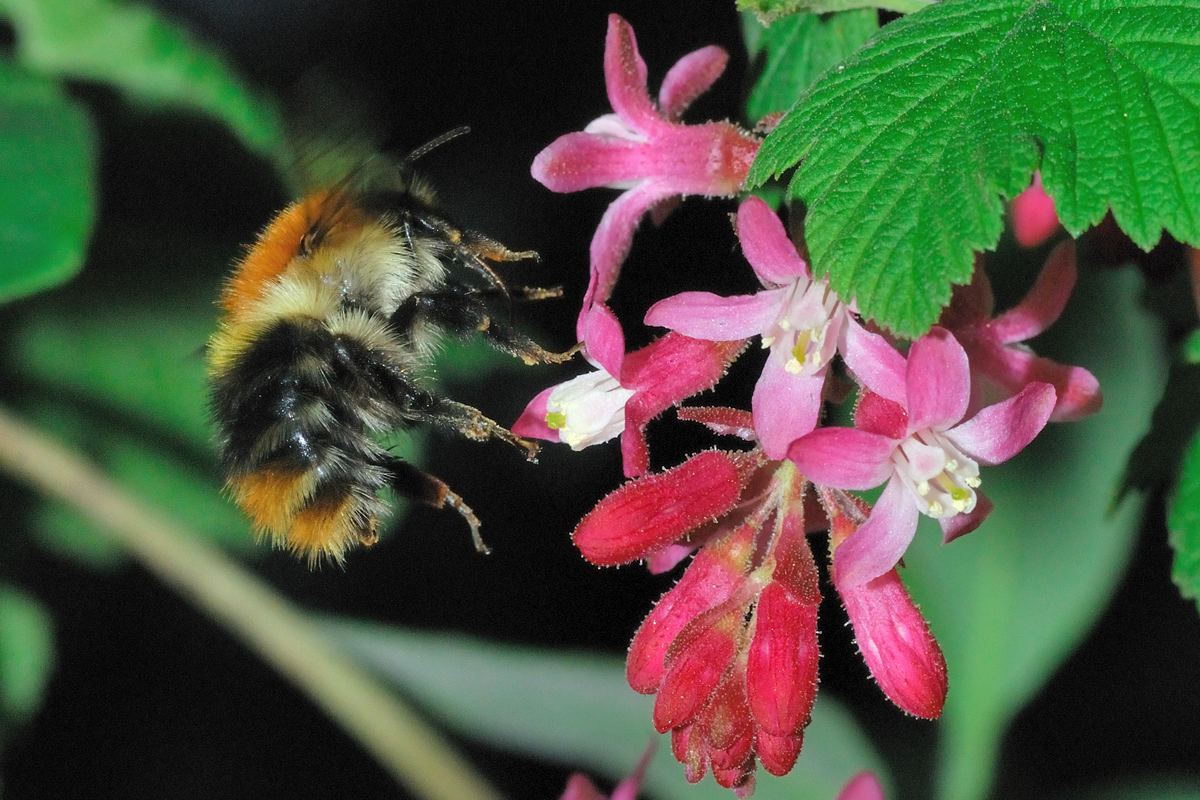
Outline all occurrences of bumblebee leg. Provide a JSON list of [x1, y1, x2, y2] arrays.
[[391, 289, 579, 364], [385, 457, 489, 554], [425, 397, 541, 462]]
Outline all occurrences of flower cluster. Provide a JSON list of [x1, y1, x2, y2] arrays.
[[523, 14, 1100, 795]]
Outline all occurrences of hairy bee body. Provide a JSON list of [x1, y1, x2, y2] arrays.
[[208, 173, 567, 564]]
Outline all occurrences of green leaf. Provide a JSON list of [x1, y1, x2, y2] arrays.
[[322, 620, 890, 800], [0, 584, 54, 724], [749, 0, 1200, 337], [1168, 429, 1200, 611], [901, 266, 1166, 800], [738, 0, 933, 23], [1185, 328, 1200, 363], [0, 0, 285, 162], [743, 11, 879, 122], [0, 63, 96, 303], [12, 302, 216, 445]]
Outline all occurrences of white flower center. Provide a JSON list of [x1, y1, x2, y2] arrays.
[[760, 276, 845, 376], [545, 369, 636, 450], [891, 429, 980, 518]]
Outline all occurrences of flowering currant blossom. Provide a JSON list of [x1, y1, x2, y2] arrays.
[[513, 332, 745, 478], [531, 14, 761, 377], [1010, 171, 1061, 248], [836, 772, 887, 800], [571, 408, 948, 792], [939, 241, 1101, 422], [646, 195, 853, 459], [575, 440, 819, 796], [820, 487, 946, 719], [788, 327, 1057, 588]]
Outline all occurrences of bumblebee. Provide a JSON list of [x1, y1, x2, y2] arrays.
[[207, 133, 571, 564]]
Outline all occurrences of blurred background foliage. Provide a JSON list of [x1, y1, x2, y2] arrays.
[[0, 1, 1198, 800]]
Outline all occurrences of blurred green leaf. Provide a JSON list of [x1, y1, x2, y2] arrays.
[[0, 63, 96, 303], [0, 584, 54, 724], [1168, 431, 1200, 612], [12, 303, 215, 445], [322, 621, 890, 800], [1121, 362, 1200, 497], [1185, 329, 1200, 364], [903, 266, 1166, 800], [743, 10, 878, 122], [0, 0, 285, 163]]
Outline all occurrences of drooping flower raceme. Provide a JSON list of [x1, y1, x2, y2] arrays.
[[531, 13, 761, 377], [571, 410, 948, 793], [789, 327, 1057, 587]]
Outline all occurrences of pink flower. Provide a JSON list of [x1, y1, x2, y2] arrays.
[[788, 327, 1056, 587], [940, 241, 1101, 422], [514, 333, 745, 478], [821, 488, 947, 719], [531, 14, 761, 377], [836, 772, 887, 800], [574, 441, 821, 794], [559, 741, 655, 800], [1010, 171, 1060, 248], [646, 196, 851, 459]]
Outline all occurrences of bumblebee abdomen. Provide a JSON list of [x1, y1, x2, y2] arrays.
[[210, 315, 412, 563]]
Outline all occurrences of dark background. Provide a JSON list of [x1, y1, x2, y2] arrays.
[[2, 2, 1199, 798]]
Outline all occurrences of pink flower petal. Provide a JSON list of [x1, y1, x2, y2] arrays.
[[836, 771, 887, 800], [948, 381, 1056, 465], [970, 342, 1101, 423], [1011, 171, 1060, 248], [645, 288, 788, 340], [659, 45, 728, 120], [604, 15, 666, 136], [787, 428, 897, 490], [737, 196, 810, 286], [580, 301, 627, 379], [532, 133, 654, 193], [939, 491, 993, 543], [647, 542, 700, 574], [840, 317, 907, 404], [560, 774, 607, 800], [836, 568, 947, 719], [905, 327, 971, 433], [511, 385, 557, 441], [584, 180, 671, 328], [752, 356, 823, 459], [833, 476, 920, 587], [989, 241, 1076, 343]]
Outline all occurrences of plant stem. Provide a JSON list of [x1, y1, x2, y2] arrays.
[[0, 405, 505, 800]]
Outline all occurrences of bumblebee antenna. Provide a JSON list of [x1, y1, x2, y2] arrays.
[[405, 126, 471, 164]]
